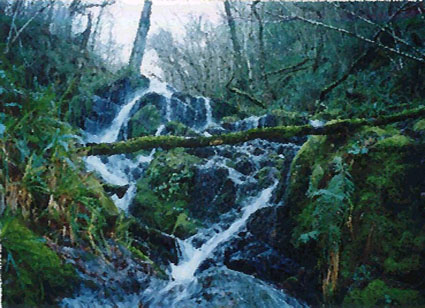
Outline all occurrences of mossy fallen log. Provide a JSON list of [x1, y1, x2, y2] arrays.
[[79, 107, 425, 156]]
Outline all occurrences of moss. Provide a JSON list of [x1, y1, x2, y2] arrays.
[[413, 119, 425, 132], [127, 104, 161, 138], [131, 178, 198, 238], [374, 134, 412, 148], [1, 217, 77, 306], [286, 135, 328, 211], [82, 107, 425, 156], [344, 279, 422, 306], [221, 115, 241, 124]]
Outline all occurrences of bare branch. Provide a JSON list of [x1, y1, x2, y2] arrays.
[[287, 13, 425, 64], [265, 58, 311, 77], [320, 2, 413, 100], [333, 3, 425, 59]]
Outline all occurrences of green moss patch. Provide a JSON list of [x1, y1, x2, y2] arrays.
[[1, 217, 77, 306]]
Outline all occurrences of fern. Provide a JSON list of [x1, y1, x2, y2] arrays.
[[300, 156, 354, 251]]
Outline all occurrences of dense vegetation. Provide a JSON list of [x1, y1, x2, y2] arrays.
[[1, 1, 425, 307]]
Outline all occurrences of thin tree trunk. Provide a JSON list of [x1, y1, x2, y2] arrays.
[[224, 0, 248, 90], [80, 13, 92, 50], [252, 0, 274, 99], [129, 0, 152, 72], [79, 106, 425, 156]]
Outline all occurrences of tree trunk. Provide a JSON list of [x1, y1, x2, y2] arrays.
[[78, 106, 425, 156], [224, 0, 248, 90], [129, 0, 152, 72]]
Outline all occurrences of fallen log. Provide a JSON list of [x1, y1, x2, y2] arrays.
[[78, 106, 425, 156]]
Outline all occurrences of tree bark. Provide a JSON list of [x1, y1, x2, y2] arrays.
[[78, 106, 425, 156], [129, 0, 152, 72]]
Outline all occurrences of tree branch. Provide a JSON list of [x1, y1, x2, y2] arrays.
[[265, 58, 311, 77], [228, 86, 266, 109], [333, 3, 425, 59], [78, 106, 425, 156]]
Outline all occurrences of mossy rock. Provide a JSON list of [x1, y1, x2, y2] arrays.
[[127, 104, 161, 138], [1, 217, 77, 306], [129, 148, 202, 238], [221, 115, 241, 125]]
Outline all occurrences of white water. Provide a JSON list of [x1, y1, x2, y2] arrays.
[[98, 90, 145, 143], [204, 98, 214, 128], [170, 181, 278, 283]]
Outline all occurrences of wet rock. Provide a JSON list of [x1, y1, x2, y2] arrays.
[[103, 183, 129, 198], [189, 166, 237, 221], [97, 74, 149, 106], [259, 114, 277, 128], [224, 238, 299, 282], [233, 156, 255, 176]]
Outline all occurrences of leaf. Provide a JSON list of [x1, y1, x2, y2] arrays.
[[299, 231, 319, 244]]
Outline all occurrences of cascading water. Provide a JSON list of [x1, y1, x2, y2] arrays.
[[69, 76, 306, 307]]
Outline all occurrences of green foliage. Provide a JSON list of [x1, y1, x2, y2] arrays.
[[1, 216, 77, 306], [132, 178, 197, 238], [165, 121, 199, 137], [287, 125, 425, 304], [0, 14, 146, 304], [344, 279, 421, 307]]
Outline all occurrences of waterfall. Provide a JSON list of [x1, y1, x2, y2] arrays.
[[71, 76, 306, 308]]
